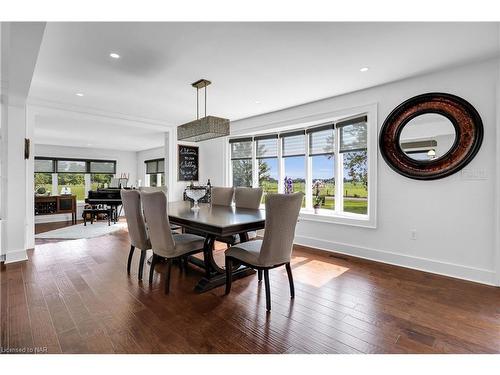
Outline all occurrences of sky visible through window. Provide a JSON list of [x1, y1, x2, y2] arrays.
[[282, 154, 367, 180]]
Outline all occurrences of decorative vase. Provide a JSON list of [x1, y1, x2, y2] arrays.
[[313, 206, 320, 214]]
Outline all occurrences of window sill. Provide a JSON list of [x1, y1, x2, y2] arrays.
[[299, 209, 376, 229]]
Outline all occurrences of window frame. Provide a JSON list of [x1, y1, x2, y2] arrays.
[[144, 158, 165, 187], [226, 104, 377, 228], [34, 157, 117, 202]]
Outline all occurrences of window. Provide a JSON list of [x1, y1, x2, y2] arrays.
[[33, 158, 116, 202], [145, 159, 165, 187], [281, 131, 306, 206], [57, 173, 86, 201], [228, 113, 373, 224], [256, 135, 278, 203], [230, 138, 253, 187], [34, 173, 53, 195], [338, 117, 368, 215], [34, 158, 54, 195], [308, 125, 335, 211], [89, 161, 116, 190]]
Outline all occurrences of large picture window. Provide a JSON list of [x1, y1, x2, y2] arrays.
[[228, 114, 371, 221], [34, 157, 116, 202]]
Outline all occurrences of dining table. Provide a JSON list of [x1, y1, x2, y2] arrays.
[[167, 201, 266, 293]]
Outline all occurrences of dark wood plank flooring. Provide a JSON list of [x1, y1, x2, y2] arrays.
[[1, 221, 499, 353]]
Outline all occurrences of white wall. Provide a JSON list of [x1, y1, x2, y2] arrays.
[[214, 58, 500, 286], [33, 143, 138, 223], [136, 135, 218, 202], [1, 22, 45, 262]]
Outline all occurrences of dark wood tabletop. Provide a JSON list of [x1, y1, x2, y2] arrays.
[[167, 201, 266, 236]]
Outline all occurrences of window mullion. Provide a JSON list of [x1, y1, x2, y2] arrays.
[[278, 137, 284, 193], [84, 174, 91, 199], [305, 134, 312, 209], [252, 139, 258, 188], [334, 127, 342, 215], [51, 173, 58, 196]]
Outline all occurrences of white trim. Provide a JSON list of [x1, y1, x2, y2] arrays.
[[294, 235, 496, 286], [495, 48, 500, 286], [4, 248, 28, 264], [299, 210, 376, 229]]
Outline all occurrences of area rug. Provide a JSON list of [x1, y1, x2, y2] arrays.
[[35, 222, 128, 240]]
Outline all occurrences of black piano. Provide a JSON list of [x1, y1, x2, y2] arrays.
[[85, 188, 125, 222]]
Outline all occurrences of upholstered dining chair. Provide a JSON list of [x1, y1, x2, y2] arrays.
[[121, 189, 151, 281], [211, 187, 234, 206], [140, 191, 206, 294], [234, 187, 263, 209], [234, 187, 263, 241], [138, 186, 168, 193], [225, 192, 303, 312], [209, 187, 238, 247]]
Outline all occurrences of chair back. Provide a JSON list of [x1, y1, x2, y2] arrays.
[[140, 191, 176, 258], [259, 193, 303, 267], [211, 187, 234, 206], [138, 186, 168, 194], [234, 187, 263, 209], [121, 190, 150, 250]]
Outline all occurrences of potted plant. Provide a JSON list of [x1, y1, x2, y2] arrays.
[[312, 180, 324, 214]]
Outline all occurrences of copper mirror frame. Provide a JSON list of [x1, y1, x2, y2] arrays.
[[379, 93, 483, 180]]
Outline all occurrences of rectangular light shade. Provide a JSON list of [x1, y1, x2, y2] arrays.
[[177, 115, 230, 142]]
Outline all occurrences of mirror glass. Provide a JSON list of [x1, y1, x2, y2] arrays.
[[399, 113, 456, 161]]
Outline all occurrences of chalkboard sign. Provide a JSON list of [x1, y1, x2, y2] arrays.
[[178, 145, 199, 181]]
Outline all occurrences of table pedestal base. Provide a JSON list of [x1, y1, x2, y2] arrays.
[[194, 266, 255, 293]]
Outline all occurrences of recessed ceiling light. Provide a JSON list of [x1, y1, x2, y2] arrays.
[[109, 52, 120, 59], [75, 93, 84, 97], [255, 101, 261, 104], [360, 67, 369, 72]]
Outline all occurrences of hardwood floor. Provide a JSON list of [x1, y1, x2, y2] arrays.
[[1, 222, 499, 353]]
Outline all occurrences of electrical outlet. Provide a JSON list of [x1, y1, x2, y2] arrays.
[[461, 168, 487, 180], [410, 229, 417, 240]]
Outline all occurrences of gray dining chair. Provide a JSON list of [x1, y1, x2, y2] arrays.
[[234, 187, 263, 209], [121, 189, 151, 281], [225, 192, 303, 312], [211, 187, 234, 206], [140, 190, 206, 294], [234, 187, 263, 241]]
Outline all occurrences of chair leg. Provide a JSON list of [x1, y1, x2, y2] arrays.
[[164, 258, 172, 294], [138, 250, 146, 281], [264, 269, 271, 311], [149, 253, 158, 284], [285, 263, 295, 298], [225, 256, 232, 295], [183, 256, 189, 273], [127, 245, 135, 275], [257, 269, 262, 282]]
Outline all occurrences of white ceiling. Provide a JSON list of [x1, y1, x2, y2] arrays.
[[30, 22, 499, 151], [34, 114, 165, 151]]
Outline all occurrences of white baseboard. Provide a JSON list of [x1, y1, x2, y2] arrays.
[[4, 249, 28, 264], [294, 235, 497, 287], [35, 213, 75, 224]]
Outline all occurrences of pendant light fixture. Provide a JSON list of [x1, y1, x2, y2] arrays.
[[177, 79, 230, 142]]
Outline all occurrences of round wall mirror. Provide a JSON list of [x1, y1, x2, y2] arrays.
[[380, 93, 483, 180], [398, 113, 456, 162]]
